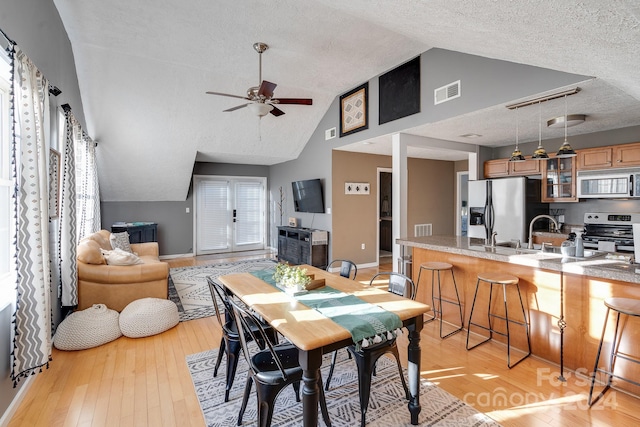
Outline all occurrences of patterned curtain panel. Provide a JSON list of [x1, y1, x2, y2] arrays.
[[11, 49, 53, 382], [76, 131, 100, 239], [58, 110, 77, 306]]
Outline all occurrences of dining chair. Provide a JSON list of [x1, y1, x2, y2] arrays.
[[326, 259, 358, 280], [325, 271, 414, 427], [324, 259, 357, 389], [207, 278, 277, 402], [228, 297, 332, 427]]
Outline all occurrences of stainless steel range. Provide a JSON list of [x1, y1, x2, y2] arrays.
[[582, 212, 640, 253]]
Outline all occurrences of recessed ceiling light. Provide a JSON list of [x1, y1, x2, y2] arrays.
[[362, 141, 373, 145], [460, 133, 482, 138]]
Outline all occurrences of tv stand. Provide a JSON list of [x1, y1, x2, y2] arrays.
[[277, 226, 328, 269]]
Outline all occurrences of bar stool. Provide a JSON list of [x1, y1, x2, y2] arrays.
[[588, 297, 640, 406], [416, 261, 463, 338], [466, 272, 531, 368]]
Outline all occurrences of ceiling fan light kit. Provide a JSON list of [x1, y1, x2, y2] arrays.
[[205, 42, 312, 118]]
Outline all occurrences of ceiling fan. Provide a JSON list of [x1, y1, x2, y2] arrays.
[[206, 42, 313, 117]]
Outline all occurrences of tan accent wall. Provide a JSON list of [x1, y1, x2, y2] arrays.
[[331, 150, 457, 264]]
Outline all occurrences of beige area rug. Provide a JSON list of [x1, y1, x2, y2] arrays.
[[169, 259, 277, 321], [187, 347, 501, 427]]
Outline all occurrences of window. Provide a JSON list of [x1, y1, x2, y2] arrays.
[[0, 52, 15, 307]]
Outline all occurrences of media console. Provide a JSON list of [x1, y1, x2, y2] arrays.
[[277, 226, 328, 269]]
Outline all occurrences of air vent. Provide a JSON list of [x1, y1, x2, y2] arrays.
[[434, 80, 461, 105], [414, 223, 432, 237]]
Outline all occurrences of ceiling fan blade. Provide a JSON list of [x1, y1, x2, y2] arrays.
[[223, 103, 249, 112], [206, 91, 250, 101], [258, 80, 277, 98], [274, 98, 313, 105], [270, 106, 285, 117]]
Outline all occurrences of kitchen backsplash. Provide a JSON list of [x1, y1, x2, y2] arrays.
[[550, 199, 640, 225]]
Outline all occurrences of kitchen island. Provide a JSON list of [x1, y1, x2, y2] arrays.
[[398, 235, 640, 396]]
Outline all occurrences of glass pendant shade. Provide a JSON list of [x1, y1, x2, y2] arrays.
[[555, 95, 577, 158], [509, 106, 525, 162], [532, 101, 549, 160]]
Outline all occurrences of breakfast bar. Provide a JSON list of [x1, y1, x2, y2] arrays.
[[398, 235, 640, 396]]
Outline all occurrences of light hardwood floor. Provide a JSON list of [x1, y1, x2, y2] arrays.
[[6, 252, 640, 426]]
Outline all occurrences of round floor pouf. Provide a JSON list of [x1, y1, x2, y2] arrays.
[[54, 304, 122, 351], [119, 298, 179, 338]]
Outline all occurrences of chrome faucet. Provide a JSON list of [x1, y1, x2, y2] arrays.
[[528, 214, 560, 249]]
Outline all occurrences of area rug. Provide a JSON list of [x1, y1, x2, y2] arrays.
[[169, 259, 277, 322], [187, 348, 501, 427]]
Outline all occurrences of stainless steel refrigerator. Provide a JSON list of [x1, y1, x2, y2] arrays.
[[468, 177, 549, 244]]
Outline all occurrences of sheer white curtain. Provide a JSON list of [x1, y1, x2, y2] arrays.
[[76, 131, 100, 239], [11, 48, 52, 382]]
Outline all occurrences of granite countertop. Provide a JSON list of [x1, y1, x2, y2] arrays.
[[397, 235, 640, 284]]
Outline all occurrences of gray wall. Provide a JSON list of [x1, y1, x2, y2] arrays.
[[0, 0, 84, 420], [100, 162, 270, 255]]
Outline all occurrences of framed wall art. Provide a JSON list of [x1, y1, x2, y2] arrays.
[[49, 148, 61, 219], [339, 82, 368, 137]]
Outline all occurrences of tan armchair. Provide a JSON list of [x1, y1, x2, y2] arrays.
[[76, 230, 169, 312]]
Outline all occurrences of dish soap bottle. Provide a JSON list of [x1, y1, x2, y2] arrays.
[[575, 231, 584, 257]]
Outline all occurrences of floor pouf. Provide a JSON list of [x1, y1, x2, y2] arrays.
[[119, 298, 179, 338], [54, 304, 122, 351]]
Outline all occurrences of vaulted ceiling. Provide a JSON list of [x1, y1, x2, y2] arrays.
[[53, 0, 640, 201]]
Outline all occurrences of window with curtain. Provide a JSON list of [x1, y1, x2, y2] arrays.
[[0, 51, 14, 308]]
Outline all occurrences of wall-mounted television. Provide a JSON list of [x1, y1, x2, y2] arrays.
[[292, 179, 325, 213]]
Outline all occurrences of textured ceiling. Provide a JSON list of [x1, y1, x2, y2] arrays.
[[53, 0, 640, 201]]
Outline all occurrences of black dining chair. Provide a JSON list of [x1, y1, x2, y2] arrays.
[[324, 259, 357, 389], [228, 297, 332, 427], [207, 277, 277, 402], [326, 259, 358, 280], [325, 272, 414, 427]]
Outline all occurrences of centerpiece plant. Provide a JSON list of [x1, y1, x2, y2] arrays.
[[273, 263, 312, 290]]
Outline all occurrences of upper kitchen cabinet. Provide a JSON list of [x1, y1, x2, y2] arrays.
[[577, 142, 640, 170], [484, 158, 541, 178], [542, 155, 578, 202]]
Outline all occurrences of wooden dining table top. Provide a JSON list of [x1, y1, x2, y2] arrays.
[[218, 265, 431, 352]]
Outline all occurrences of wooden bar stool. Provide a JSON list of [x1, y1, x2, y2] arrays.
[[416, 261, 463, 338], [466, 272, 531, 368], [588, 297, 640, 406]]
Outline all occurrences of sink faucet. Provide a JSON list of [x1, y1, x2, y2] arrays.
[[490, 231, 498, 247], [528, 215, 560, 249]]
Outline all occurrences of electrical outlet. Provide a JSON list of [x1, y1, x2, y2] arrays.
[[361, 243, 365, 250], [186, 207, 190, 213]]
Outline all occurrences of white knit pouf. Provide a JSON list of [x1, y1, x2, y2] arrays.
[[54, 304, 122, 351], [119, 298, 179, 338]]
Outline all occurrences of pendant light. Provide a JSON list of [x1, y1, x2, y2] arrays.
[[509, 106, 525, 162], [532, 101, 549, 160], [555, 95, 577, 158]]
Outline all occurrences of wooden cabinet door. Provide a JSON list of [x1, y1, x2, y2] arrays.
[[484, 159, 509, 178], [509, 158, 541, 175], [614, 142, 640, 167], [577, 147, 612, 170], [542, 156, 578, 202]]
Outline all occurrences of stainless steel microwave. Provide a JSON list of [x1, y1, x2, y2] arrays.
[[577, 167, 640, 198]]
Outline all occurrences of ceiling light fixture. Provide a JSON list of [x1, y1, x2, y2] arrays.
[[532, 101, 549, 160], [547, 114, 586, 128], [247, 102, 274, 117], [555, 95, 578, 158], [509, 106, 525, 162]]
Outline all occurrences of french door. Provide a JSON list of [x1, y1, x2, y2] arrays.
[[194, 176, 266, 255]]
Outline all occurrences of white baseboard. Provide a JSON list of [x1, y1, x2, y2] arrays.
[[0, 375, 34, 427]]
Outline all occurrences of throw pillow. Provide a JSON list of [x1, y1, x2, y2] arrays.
[[102, 248, 143, 266], [110, 231, 132, 253]]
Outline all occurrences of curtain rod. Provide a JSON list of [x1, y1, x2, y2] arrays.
[[0, 26, 17, 51]]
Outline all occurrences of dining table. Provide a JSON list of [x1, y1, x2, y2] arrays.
[[218, 265, 431, 426]]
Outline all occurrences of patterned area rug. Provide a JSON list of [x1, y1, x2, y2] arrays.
[[169, 259, 277, 322], [187, 348, 501, 427]]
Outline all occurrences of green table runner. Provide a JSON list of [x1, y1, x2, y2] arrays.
[[250, 269, 402, 350]]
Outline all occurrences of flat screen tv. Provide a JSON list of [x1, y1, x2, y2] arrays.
[[292, 179, 325, 213]]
